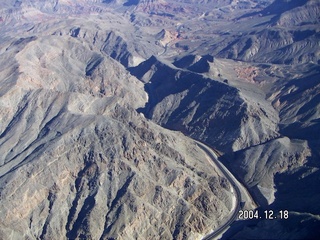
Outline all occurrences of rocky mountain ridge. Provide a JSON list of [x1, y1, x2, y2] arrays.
[[0, 19, 235, 239], [130, 55, 280, 153]]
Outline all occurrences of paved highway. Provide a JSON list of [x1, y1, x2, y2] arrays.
[[195, 141, 242, 240]]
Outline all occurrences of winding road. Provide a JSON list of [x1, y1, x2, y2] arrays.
[[195, 141, 249, 240]]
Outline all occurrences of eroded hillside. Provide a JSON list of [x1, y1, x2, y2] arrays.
[[0, 19, 235, 239]]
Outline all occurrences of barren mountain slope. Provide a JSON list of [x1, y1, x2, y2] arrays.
[[0, 20, 234, 239]]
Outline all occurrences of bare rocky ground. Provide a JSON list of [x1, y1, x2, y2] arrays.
[[0, 0, 320, 239], [0, 15, 235, 239]]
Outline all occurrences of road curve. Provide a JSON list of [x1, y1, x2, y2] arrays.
[[195, 141, 242, 240]]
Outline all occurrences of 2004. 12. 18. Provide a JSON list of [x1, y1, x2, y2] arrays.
[[238, 210, 289, 220]]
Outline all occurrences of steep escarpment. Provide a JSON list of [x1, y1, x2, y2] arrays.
[[130, 56, 279, 152]]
